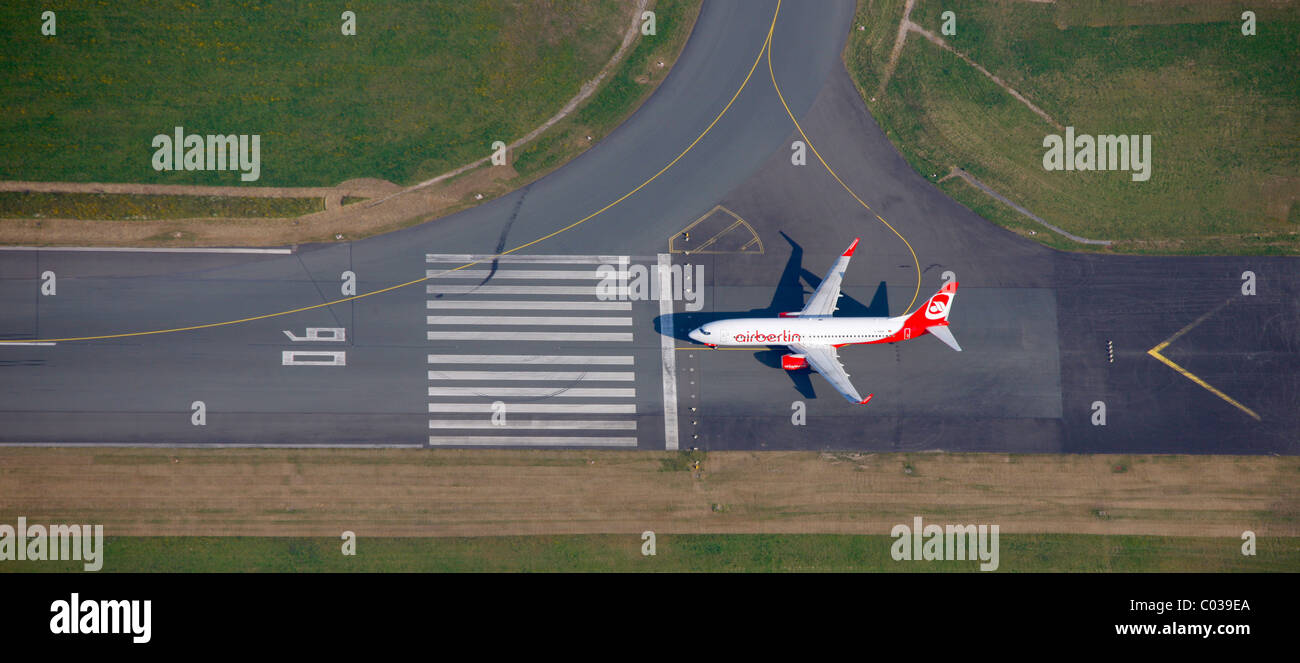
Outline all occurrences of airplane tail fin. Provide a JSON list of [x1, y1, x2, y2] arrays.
[[902, 281, 961, 351]]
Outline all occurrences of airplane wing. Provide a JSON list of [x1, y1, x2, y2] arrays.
[[799, 238, 859, 317], [789, 343, 871, 404]]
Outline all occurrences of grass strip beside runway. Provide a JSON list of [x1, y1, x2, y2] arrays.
[[1, 448, 1293, 545], [844, 0, 1300, 255], [0, 192, 322, 221], [3, 533, 1295, 572]]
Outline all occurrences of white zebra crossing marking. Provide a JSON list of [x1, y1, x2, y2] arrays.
[[426, 254, 628, 264], [428, 403, 636, 413], [426, 315, 631, 326], [425, 254, 641, 449], [426, 269, 626, 280], [428, 419, 637, 430], [427, 436, 638, 447], [427, 354, 634, 365], [427, 370, 634, 381], [428, 387, 635, 397], [427, 331, 633, 342], [426, 285, 628, 296], [426, 300, 631, 310]]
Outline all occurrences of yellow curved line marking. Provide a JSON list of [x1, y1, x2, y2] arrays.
[[3, 3, 784, 345], [1146, 300, 1261, 421], [765, 21, 923, 314]]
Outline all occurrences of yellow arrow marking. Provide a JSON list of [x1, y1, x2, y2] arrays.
[[1146, 299, 1260, 421]]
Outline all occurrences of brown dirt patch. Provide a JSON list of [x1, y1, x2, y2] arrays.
[[1, 448, 1293, 538], [1261, 175, 1300, 222], [0, 165, 518, 247]]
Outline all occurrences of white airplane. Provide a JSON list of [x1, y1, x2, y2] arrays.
[[686, 238, 960, 404]]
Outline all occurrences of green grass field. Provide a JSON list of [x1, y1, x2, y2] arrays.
[[511, 0, 700, 177], [0, 191, 321, 220], [845, 0, 1299, 255], [3, 534, 1295, 572], [0, 1, 630, 187]]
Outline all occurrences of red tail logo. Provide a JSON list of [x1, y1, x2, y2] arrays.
[[925, 295, 951, 319], [905, 281, 958, 330]]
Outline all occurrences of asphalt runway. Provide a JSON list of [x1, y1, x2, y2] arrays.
[[1, 1, 1295, 453], [674, 61, 1298, 454]]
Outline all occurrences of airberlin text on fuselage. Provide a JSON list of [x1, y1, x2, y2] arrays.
[[732, 329, 802, 343]]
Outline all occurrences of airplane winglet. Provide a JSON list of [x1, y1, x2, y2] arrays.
[[843, 237, 861, 257], [928, 324, 962, 352], [859, 394, 873, 405]]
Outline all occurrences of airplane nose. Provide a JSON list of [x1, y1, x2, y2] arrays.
[[688, 328, 701, 342]]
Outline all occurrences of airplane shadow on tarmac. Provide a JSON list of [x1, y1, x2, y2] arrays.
[[654, 232, 889, 400]]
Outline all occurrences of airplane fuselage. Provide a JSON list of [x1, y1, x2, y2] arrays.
[[684, 237, 960, 403], [690, 315, 910, 347]]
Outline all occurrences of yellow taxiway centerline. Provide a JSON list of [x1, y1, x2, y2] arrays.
[[765, 19, 923, 314]]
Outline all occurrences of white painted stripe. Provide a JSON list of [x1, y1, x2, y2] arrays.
[[427, 331, 633, 342], [429, 420, 636, 430], [426, 269, 624, 280], [426, 300, 631, 310], [426, 315, 631, 326], [0, 442, 424, 448], [426, 254, 627, 264], [427, 354, 633, 365], [427, 436, 638, 447], [428, 403, 636, 414], [0, 246, 292, 254], [0, 342, 56, 346], [427, 370, 633, 381], [428, 387, 634, 397], [283, 327, 346, 342], [658, 253, 679, 451], [426, 285, 627, 296], [282, 351, 346, 366]]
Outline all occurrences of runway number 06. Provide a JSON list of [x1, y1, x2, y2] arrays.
[[282, 327, 347, 366]]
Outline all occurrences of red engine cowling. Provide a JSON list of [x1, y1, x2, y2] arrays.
[[781, 354, 808, 370]]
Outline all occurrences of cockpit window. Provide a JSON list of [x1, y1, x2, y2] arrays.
[[699, 329, 711, 335]]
